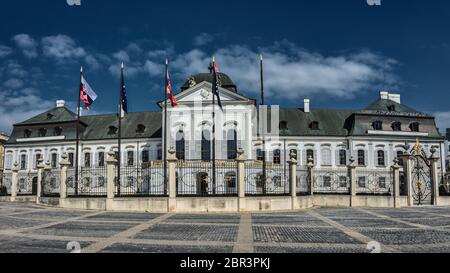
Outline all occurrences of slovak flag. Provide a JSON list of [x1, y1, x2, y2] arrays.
[[166, 66, 178, 107], [80, 76, 98, 110]]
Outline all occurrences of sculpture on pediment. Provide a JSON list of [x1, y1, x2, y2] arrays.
[[188, 77, 197, 88]]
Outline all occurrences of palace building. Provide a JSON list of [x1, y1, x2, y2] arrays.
[[1, 71, 448, 207]]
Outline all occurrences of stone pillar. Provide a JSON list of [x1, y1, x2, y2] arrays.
[[167, 148, 177, 212], [106, 151, 117, 211], [307, 156, 314, 196], [11, 162, 19, 202], [36, 159, 45, 204], [348, 157, 357, 207], [392, 159, 401, 208], [288, 151, 298, 210], [59, 153, 71, 200], [402, 150, 413, 207], [430, 147, 440, 206], [236, 148, 246, 212]]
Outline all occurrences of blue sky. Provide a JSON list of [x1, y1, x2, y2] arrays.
[[1, 0, 450, 133]]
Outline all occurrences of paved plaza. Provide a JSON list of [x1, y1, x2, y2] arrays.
[[2, 203, 450, 253]]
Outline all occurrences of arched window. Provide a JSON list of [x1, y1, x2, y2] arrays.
[[357, 150, 366, 166], [54, 127, 63, 136], [127, 151, 134, 166], [176, 130, 186, 160], [309, 122, 319, 130], [136, 124, 146, 134], [24, 129, 32, 138], [377, 150, 385, 167], [307, 149, 315, 164], [392, 122, 402, 132], [279, 121, 288, 131], [410, 122, 420, 132], [372, 121, 383, 131], [227, 129, 237, 160], [38, 128, 47, 137], [84, 153, 91, 167], [339, 150, 347, 166], [201, 130, 211, 161], [321, 148, 332, 166], [273, 149, 281, 164]]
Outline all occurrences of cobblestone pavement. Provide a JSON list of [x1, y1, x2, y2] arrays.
[[2, 203, 450, 253]]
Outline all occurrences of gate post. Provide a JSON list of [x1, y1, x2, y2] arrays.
[[106, 151, 117, 211], [430, 147, 440, 206], [11, 163, 19, 202], [289, 152, 298, 210], [392, 159, 401, 208], [59, 153, 71, 201], [401, 150, 414, 207], [36, 159, 45, 204], [307, 156, 314, 196], [167, 148, 178, 212], [237, 148, 246, 212], [348, 157, 357, 207]]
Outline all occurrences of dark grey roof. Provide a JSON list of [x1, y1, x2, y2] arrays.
[[16, 107, 78, 126], [279, 108, 354, 137], [181, 73, 237, 93], [362, 99, 430, 117], [80, 112, 162, 140]]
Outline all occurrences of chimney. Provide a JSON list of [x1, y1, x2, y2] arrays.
[[380, 91, 389, 100], [388, 93, 401, 104], [56, 100, 65, 108], [304, 99, 310, 113]]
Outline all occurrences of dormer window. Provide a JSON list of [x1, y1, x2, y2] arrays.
[[54, 127, 63, 136], [136, 124, 146, 134], [279, 121, 288, 131], [392, 122, 402, 132], [387, 105, 396, 112], [24, 129, 32, 138], [410, 122, 420, 132], [108, 126, 118, 135], [372, 121, 383, 131], [309, 122, 319, 130], [38, 128, 47, 137], [46, 113, 54, 120]]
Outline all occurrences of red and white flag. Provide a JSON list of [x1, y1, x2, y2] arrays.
[[166, 65, 178, 107]]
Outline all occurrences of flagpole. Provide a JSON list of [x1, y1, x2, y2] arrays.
[[260, 54, 267, 195], [163, 59, 168, 195], [117, 63, 124, 196], [211, 57, 217, 195], [74, 66, 82, 195]]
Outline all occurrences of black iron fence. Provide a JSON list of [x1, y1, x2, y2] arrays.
[[115, 162, 167, 197], [67, 167, 107, 197], [297, 169, 311, 196], [176, 160, 238, 197], [356, 169, 393, 196], [0, 173, 11, 196], [17, 172, 37, 196], [313, 168, 350, 195], [245, 161, 289, 196]]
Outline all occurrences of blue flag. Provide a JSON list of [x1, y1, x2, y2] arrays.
[[120, 63, 128, 114]]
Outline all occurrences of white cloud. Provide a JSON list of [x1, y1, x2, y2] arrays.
[[0, 45, 13, 58], [0, 88, 54, 133], [113, 50, 131, 62], [41, 35, 86, 60], [171, 42, 399, 99], [193, 33, 214, 46], [434, 112, 450, 132], [11, 34, 38, 58], [3, 78, 24, 89]]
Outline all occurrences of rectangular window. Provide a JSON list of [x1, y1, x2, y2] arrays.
[[20, 154, 27, 170], [157, 149, 162, 160], [68, 153, 74, 167], [339, 150, 347, 166], [358, 150, 365, 166], [256, 149, 264, 161], [323, 176, 331, 188], [339, 176, 348, 188], [378, 177, 386, 189], [358, 177, 366, 188], [51, 153, 57, 168], [273, 150, 281, 164], [84, 153, 91, 167], [35, 154, 42, 169], [98, 152, 105, 167], [127, 151, 134, 166], [142, 150, 149, 163], [307, 149, 315, 164]]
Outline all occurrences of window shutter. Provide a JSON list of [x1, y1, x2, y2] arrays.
[[222, 131, 227, 160], [302, 150, 307, 166], [346, 150, 351, 166], [195, 139, 201, 160], [33, 154, 37, 169], [335, 150, 340, 166], [313, 150, 318, 166], [24, 155, 28, 170], [364, 150, 369, 167]]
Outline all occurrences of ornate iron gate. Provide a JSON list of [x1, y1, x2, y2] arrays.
[[409, 140, 433, 206]]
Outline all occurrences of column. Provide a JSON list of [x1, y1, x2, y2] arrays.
[[11, 162, 19, 202], [36, 158, 45, 204], [430, 147, 440, 206], [348, 157, 357, 207], [237, 148, 246, 212], [106, 151, 117, 211], [59, 153, 71, 200], [167, 148, 177, 212], [289, 151, 298, 210], [402, 151, 413, 207], [307, 156, 314, 196], [392, 159, 401, 208]]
